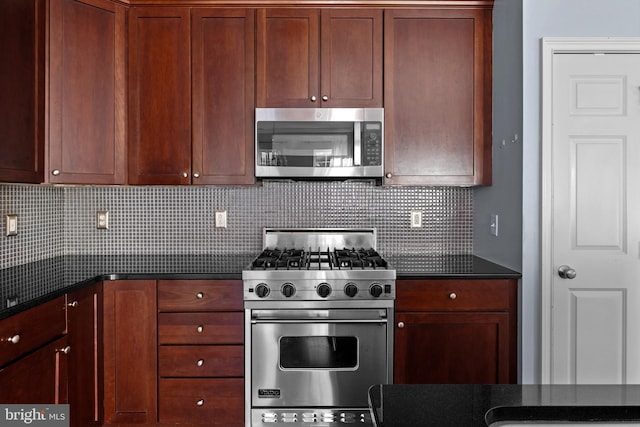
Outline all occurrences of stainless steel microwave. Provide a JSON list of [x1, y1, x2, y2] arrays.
[[255, 108, 384, 179]]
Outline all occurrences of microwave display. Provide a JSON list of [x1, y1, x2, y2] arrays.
[[255, 108, 384, 179]]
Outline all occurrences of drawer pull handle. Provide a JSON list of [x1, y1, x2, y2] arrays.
[[57, 345, 71, 354], [68, 300, 78, 308], [397, 322, 405, 329], [197, 359, 204, 367], [6, 334, 20, 344], [196, 325, 204, 333], [449, 292, 457, 300], [196, 292, 204, 299], [196, 399, 204, 407]]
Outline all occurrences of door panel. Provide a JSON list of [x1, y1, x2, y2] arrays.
[[550, 52, 640, 384]]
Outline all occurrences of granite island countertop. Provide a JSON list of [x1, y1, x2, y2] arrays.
[[369, 384, 640, 426], [0, 254, 520, 320]]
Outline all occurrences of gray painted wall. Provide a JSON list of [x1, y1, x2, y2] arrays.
[[521, 0, 640, 383]]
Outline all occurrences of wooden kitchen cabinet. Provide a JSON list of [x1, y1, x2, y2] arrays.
[[394, 279, 517, 384], [129, 7, 255, 186], [157, 280, 244, 426], [256, 8, 382, 108], [66, 283, 103, 427], [103, 280, 157, 424], [0, 0, 45, 183], [47, 0, 126, 184], [383, 8, 492, 186], [0, 296, 68, 403]]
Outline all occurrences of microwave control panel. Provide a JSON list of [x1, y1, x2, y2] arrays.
[[362, 122, 383, 166]]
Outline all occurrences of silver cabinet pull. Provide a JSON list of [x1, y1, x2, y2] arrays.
[[385, 173, 392, 179], [449, 292, 457, 300], [182, 172, 189, 178], [558, 265, 577, 279], [193, 173, 200, 178], [196, 292, 204, 299], [6, 334, 20, 344], [397, 322, 405, 329], [310, 95, 317, 102], [196, 359, 204, 367], [57, 345, 71, 354], [68, 300, 78, 308], [196, 399, 204, 407], [322, 95, 328, 101], [52, 169, 61, 176], [196, 325, 204, 333]]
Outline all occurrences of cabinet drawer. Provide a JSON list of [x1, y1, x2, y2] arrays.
[[158, 280, 243, 312], [158, 378, 244, 425], [159, 345, 243, 378], [396, 279, 516, 312], [158, 312, 243, 344], [0, 296, 67, 367]]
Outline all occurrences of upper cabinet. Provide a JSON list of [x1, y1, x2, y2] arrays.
[[383, 8, 492, 186], [256, 8, 382, 108], [128, 7, 255, 185], [48, 0, 126, 184], [0, 0, 45, 183]]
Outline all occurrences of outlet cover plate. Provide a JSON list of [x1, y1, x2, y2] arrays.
[[6, 214, 18, 236], [96, 211, 109, 229]]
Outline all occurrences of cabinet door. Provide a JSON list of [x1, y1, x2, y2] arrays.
[[128, 7, 191, 185], [192, 8, 255, 185], [67, 283, 103, 427], [394, 312, 510, 384], [103, 280, 157, 424], [256, 8, 319, 107], [0, 0, 45, 183], [0, 336, 69, 404], [320, 9, 382, 107], [48, 0, 125, 184], [384, 8, 492, 185]]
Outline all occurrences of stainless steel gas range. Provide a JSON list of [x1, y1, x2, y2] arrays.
[[243, 228, 395, 427]]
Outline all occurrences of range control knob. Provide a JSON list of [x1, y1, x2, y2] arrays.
[[281, 283, 296, 298], [255, 283, 270, 298], [369, 283, 383, 298], [317, 283, 332, 298], [344, 283, 359, 298]]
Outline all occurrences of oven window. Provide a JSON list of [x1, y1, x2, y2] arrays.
[[279, 336, 358, 369]]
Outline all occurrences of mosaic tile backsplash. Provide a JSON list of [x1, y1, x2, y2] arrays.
[[0, 181, 473, 269]]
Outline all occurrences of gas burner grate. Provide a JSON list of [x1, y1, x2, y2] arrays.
[[250, 247, 389, 271]]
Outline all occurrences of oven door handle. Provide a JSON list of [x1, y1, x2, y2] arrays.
[[251, 318, 388, 324]]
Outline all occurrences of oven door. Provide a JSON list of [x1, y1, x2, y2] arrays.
[[250, 308, 389, 408]]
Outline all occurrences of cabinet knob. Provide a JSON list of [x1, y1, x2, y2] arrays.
[[196, 325, 204, 333], [182, 172, 189, 178], [193, 173, 200, 178], [310, 96, 317, 102], [397, 322, 405, 329], [6, 334, 20, 344], [68, 300, 78, 308], [322, 95, 328, 101], [196, 359, 204, 367], [196, 292, 204, 299], [52, 169, 61, 176], [57, 345, 71, 354], [196, 399, 204, 407], [449, 292, 457, 300], [385, 173, 392, 179]]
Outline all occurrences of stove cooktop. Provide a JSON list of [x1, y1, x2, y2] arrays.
[[249, 247, 390, 271]]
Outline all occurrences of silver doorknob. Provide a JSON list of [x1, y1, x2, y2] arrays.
[[558, 265, 577, 279]]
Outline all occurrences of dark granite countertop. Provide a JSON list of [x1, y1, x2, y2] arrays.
[[369, 384, 640, 426], [0, 254, 520, 320]]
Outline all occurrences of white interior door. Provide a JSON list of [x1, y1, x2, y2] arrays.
[[546, 49, 640, 384]]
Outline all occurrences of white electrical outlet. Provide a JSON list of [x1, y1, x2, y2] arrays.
[[215, 211, 227, 228], [6, 214, 18, 236], [410, 211, 422, 228], [490, 214, 499, 237], [96, 211, 109, 229]]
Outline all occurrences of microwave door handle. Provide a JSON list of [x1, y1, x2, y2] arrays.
[[353, 122, 361, 166]]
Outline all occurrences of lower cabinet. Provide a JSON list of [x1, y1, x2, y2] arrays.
[[103, 280, 158, 424], [157, 280, 244, 426], [0, 296, 68, 403], [394, 279, 518, 384]]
